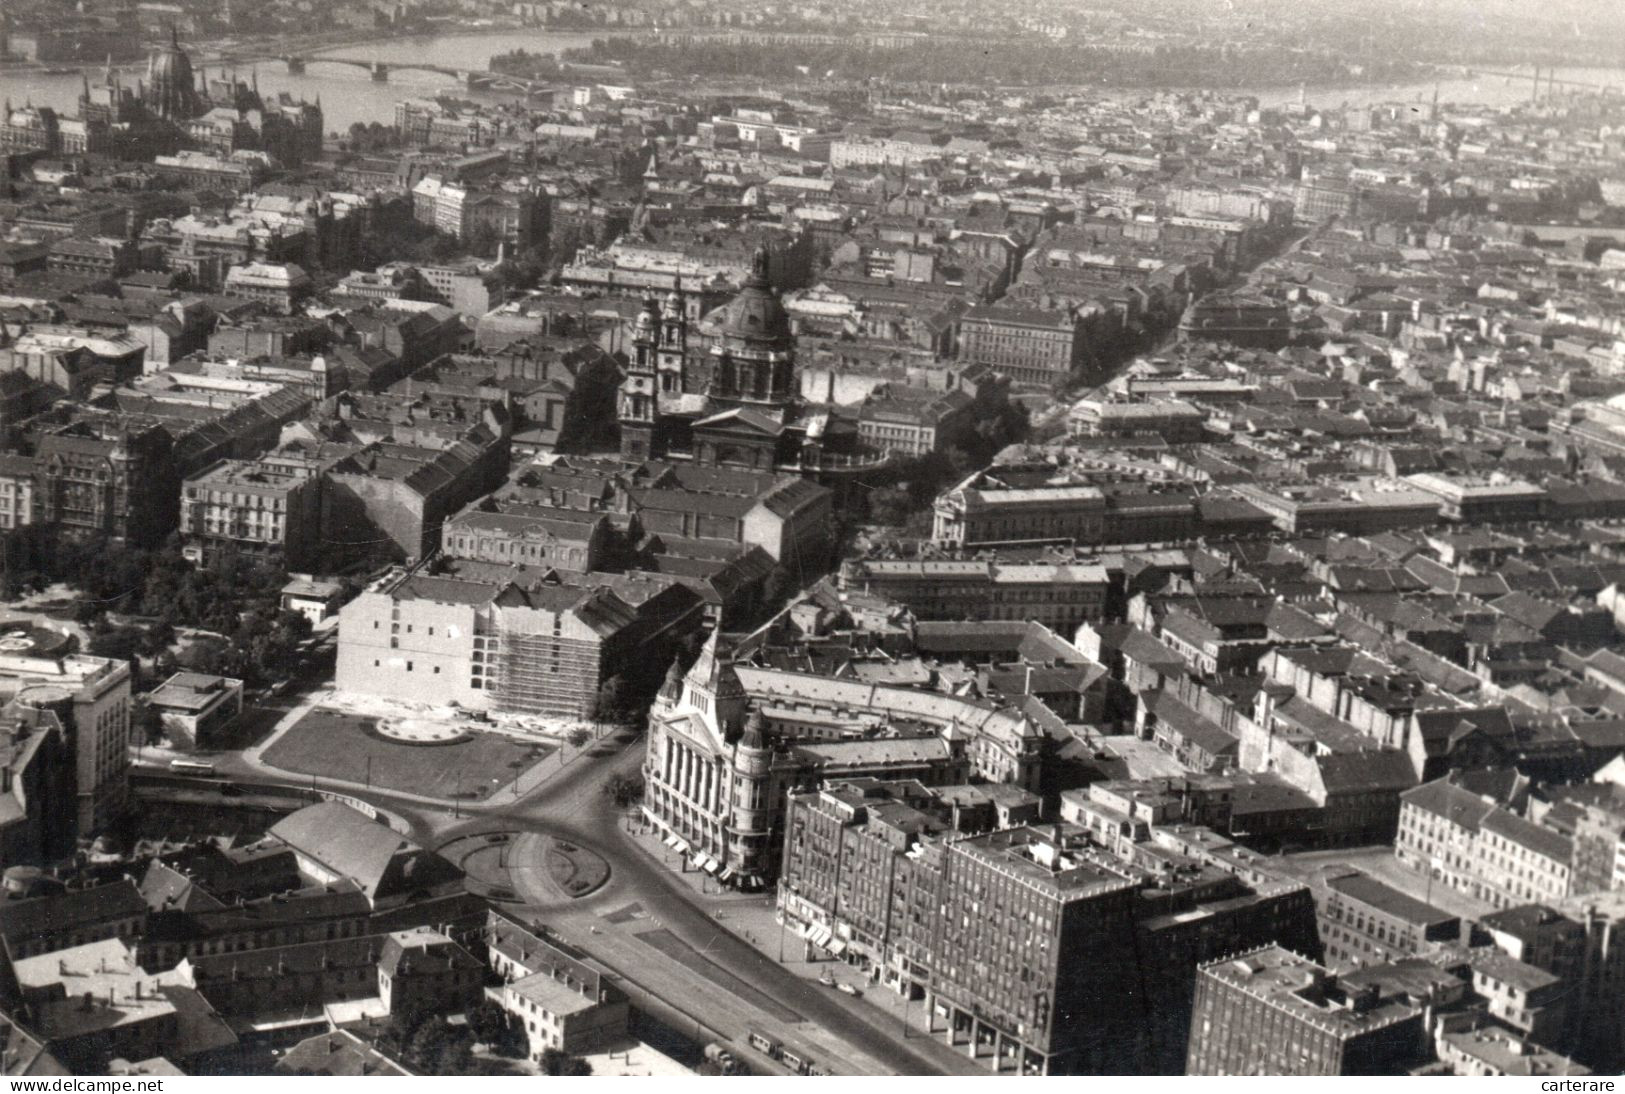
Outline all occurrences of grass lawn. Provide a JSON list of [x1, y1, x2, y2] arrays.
[[260, 707, 553, 798]]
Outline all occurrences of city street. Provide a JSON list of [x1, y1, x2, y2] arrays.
[[166, 701, 969, 1075]]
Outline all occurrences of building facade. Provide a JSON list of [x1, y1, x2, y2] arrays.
[[1186, 946, 1426, 1075], [180, 455, 323, 569]]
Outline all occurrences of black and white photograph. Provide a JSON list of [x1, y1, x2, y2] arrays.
[[1, 0, 1625, 1080]]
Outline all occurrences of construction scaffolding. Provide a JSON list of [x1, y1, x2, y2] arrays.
[[491, 627, 601, 718]]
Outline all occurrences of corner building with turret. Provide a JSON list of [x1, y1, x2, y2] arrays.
[[640, 631, 1046, 890]]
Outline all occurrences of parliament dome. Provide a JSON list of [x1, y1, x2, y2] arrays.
[[145, 28, 197, 120]]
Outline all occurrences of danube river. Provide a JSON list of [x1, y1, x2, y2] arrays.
[[5, 30, 1625, 137], [4, 29, 607, 134]]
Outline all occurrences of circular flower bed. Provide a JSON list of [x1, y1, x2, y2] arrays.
[[370, 717, 473, 745]]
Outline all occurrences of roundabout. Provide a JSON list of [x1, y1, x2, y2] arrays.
[[437, 829, 611, 905]]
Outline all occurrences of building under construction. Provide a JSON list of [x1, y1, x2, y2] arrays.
[[335, 560, 706, 719]]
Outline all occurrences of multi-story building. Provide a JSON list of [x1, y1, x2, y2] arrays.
[[641, 632, 1047, 891], [45, 236, 140, 280], [778, 813, 1319, 1075], [840, 558, 1110, 632], [855, 387, 974, 457], [1294, 179, 1359, 224], [0, 454, 37, 530], [1177, 292, 1293, 349], [0, 241, 51, 285], [2, 328, 147, 397], [222, 262, 313, 314], [376, 927, 485, 1022], [1568, 795, 1625, 896], [440, 502, 612, 574], [411, 179, 546, 253], [335, 564, 705, 719], [0, 700, 74, 866], [324, 426, 508, 564], [180, 455, 324, 569], [1466, 948, 1570, 1049], [483, 910, 630, 1061], [829, 136, 944, 169], [152, 150, 267, 192], [1312, 868, 1461, 971], [957, 305, 1083, 389], [415, 263, 504, 317], [10, 937, 234, 1073], [1402, 473, 1550, 525], [1231, 479, 1444, 535], [1436, 1019, 1590, 1077], [1186, 945, 1427, 1075], [0, 104, 63, 155], [622, 466, 833, 568], [0, 626, 133, 834], [0, 878, 147, 960], [1070, 399, 1207, 441], [1396, 778, 1573, 911], [933, 476, 1105, 547], [34, 419, 175, 546]]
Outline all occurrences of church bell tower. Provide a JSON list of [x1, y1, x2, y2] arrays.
[[619, 294, 661, 462]]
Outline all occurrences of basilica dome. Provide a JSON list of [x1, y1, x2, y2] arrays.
[[714, 245, 792, 347]]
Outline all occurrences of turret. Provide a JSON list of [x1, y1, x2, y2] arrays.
[[735, 708, 769, 771], [655, 656, 684, 709], [682, 631, 749, 742]]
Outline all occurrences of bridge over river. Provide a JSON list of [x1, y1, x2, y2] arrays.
[[265, 53, 553, 94]]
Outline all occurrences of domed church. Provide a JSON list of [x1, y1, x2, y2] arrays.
[[617, 245, 874, 476]]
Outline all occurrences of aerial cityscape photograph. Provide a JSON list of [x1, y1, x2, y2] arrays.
[[4, 0, 1625, 1080]]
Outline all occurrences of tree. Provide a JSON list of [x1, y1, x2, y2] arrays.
[[565, 727, 591, 749], [153, 649, 179, 680], [88, 626, 144, 663], [404, 1019, 453, 1073], [539, 1048, 592, 1076], [466, 1002, 511, 1051], [467, 1002, 526, 1058], [433, 1038, 473, 1076], [602, 773, 645, 809], [135, 700, 165, 747], [139, 619, 176, 658], [868, 485, 915, 528], [592, 674, 631, 724]]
